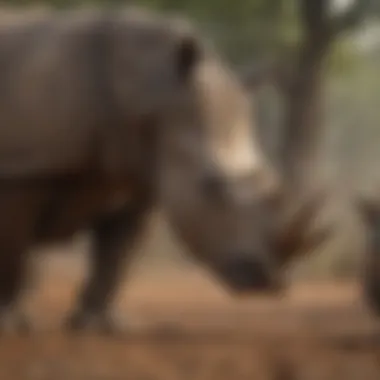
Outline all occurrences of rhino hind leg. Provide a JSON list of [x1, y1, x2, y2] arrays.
[[65, 200, 151, 334], [363, 251, 380, 315], [0, 250, 33, 335], [364, 280, 380, 316]]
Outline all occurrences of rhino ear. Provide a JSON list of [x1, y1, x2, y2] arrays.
[[175, 35, 201, 81]]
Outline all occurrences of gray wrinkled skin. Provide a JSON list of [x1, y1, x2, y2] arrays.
[[0, 6, 279, 333]]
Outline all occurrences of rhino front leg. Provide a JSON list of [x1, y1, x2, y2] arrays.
[[65, 201, 151, 334], [0, 184, 45, 335]]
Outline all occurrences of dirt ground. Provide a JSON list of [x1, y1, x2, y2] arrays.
[[1, 254, 380, 380]]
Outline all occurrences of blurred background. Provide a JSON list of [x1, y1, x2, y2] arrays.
[[0, 1, 379, 380]]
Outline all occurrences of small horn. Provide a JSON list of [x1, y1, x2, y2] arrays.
[[276, 189, 331, 265]]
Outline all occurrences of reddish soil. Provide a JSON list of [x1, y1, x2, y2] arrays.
[[0, 255, 380, 380]]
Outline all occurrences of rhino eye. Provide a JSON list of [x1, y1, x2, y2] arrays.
[[176, 35, 201, 82]]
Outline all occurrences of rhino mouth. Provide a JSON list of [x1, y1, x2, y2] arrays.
[[212, 256, 284, 296]]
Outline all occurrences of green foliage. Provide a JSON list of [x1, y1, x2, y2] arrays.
[[136, 0, 293, 64], [2, 0, 302, 64], [138, 0, 306, 67], [2, 0, 366, 73], [328, 39, 361, 76]]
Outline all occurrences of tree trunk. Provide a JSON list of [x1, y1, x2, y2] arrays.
[[280, 38, 330, 198]]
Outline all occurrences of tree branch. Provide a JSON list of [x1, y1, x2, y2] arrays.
[[299, 0, 330, 40], [330, 0, 372, 36]]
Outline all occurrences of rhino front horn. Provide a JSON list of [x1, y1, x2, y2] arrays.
[[275, 189, 332, 265]]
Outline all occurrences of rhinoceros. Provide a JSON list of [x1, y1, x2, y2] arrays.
[[0, 6, 323, 334]]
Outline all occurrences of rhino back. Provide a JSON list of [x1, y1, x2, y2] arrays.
[[0, 10, 116, 177], [0, 6, 204, 189], [0, 7, 196, 179]]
